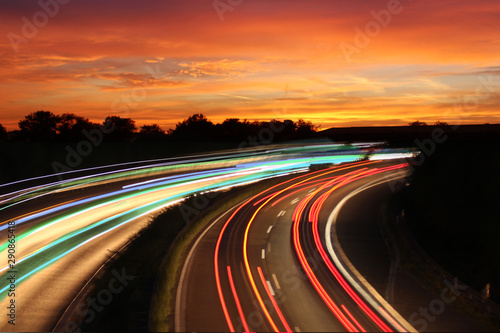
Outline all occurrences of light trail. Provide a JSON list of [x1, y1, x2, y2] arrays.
[[227, 266, 251, 332], [324, 169, 415, 332], [307, 168, 394, 332], [290, 167, 375, 332], [241, 162, 375, 331], [257, 266, 292, 333], [212, 162, 370, 331], [0, 199, 173, 295], [294, 163, 411, 331], [342, 304, 367, 332], [0, 142, 413, 332]]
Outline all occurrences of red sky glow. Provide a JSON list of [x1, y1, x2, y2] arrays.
[[1, 0, 499, 131]]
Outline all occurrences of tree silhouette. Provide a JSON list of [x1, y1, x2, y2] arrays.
[[295, 119, 319, 138], [57, 113, 97, 141], [0, 123, 6, 141], [407, 120, 428, 127], [138, 124, 167, 141], [8, 110, 322, 143], [19, 110, 60, 141], [273, 119, 296, 141], [172, 113, 215, 140], [216, 118, 252, 141], [103, 116, 137, 141], [434, 121, 449, 127]]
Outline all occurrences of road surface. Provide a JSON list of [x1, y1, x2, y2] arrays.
[[0, 143, 400, 331], [177, 159, 414, 332]]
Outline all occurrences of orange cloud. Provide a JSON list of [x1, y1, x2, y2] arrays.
[[0, 0, 499, 131]]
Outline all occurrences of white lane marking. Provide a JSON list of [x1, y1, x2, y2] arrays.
[[266, 280, 275, 296], [272, 273, 281, 290], [261, 249, 266, 259], [295, 326, 301, 332], [176, 208, 235, 332], [267, 225, 273, 233], [308, 188, 316, 193], [291, 198, 299, 204], [325, 173, 415, 332], [278, 209, 286, 217]]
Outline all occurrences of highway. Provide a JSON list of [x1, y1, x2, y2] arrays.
[[177, 159, 415, 332], [0, 143, 411, 332]]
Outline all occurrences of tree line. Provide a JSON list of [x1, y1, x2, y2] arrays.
[[0, 111, 319, 143]]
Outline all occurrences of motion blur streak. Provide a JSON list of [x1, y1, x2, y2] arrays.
[[212, 161, 357, 331], [324, 166, 413, 332], [291, 168, 368, 332], [257, 266, 293, 333], [240, 164, 375, 331], [379, 306, 405, 332], [241, 162, 381, 331], [308, 169, 395, 331], [0, 143, 411, 331], [0, 200, 171, 294], [227, 266, 250, 333], [213, 161, 370, 331], [300, 164, 410, 331], [214, 195, 255, 332], [342, 304, 367, 332]]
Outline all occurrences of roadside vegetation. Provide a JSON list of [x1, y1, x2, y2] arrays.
[[0, 140, 234, 184], [1, 111, 318, 143], [399, 141, 500, 303], [0, 111, 318, 184]]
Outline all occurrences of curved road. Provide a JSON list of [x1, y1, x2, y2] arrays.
[[0, 143, 388, 332], [177, 159, 414, 332]]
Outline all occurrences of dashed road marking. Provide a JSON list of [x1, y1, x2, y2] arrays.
[[267, 225, 273, 233], [266, 280, 275, 296], [291, 198, 299, 204], [261, 249, 266, 259], [272, 273, 281, 290]]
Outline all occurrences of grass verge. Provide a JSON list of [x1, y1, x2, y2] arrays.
[[149, 175, 291, 331]]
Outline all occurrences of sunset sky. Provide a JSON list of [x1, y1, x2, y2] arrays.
[[0, 0, 499, 131]]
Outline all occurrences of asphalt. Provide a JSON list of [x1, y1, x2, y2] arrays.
[[334, 181, 484, 332], [0, 167, 260, 332], [178, 160, 410, 332], [4, 155, 481, 332], [179, 172, 349, 332], [0, 147, 412, 332]]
